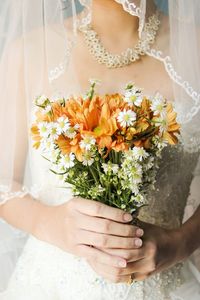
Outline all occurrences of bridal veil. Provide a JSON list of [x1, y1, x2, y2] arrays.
[[0, 0, 200, 290]]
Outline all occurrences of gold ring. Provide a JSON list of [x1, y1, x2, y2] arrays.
[[127, 273, 135, 285]]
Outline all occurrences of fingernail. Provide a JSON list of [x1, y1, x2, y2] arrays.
[[118, 260, 127, 268], [135, 239, 142, 247], [136, 228, 144, 237], [123, 213, 133, 222]]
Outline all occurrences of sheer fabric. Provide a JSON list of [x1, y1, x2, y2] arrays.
[[0, 0, 200, 291]]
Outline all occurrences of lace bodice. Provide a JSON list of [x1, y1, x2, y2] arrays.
[[139, 145, 199, 229]]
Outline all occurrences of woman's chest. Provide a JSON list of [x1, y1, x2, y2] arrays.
[[68, 35, 174, 100]]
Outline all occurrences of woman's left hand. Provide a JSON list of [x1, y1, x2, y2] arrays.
[[88, 221, 188, 283]]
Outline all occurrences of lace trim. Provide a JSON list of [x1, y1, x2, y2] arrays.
[[0, 184, 41, 205], [48, 39, 75, 83], [77, 0, 92, 29], [146, 48, 200, 124], [115, 0, 146, 36]]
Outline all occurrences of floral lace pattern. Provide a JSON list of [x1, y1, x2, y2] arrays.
[[146, 49, 200, 125], [6, 235, 184, 300]]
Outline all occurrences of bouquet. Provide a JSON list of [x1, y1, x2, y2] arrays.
[[31, 80, 180, 215]]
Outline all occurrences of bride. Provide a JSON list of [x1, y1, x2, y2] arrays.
[[0, 0, 200, 299]]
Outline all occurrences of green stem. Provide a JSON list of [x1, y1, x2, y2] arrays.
[[89, 166, 99, 185]]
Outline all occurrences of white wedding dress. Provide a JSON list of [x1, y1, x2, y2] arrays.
[[1, 144, 200, 300]]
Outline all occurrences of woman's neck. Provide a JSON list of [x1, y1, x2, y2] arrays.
[[91, 0, 139, 44]]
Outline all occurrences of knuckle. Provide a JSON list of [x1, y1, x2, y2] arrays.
[[103, 220, 111, 233], [121, 238, 131, 248], [114, 268, 123, 276], [101, 235, 108, 247], [116, 210, 123, 221], [122, 251, 132, 260], [146, 242, 156, 257], [97, 235, 108, 248], [126, 225, 134, 236]]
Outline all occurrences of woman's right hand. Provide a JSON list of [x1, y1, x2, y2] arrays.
[[33, 197, 144, 269]]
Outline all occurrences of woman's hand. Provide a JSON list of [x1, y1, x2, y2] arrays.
[[33, 197, 144, 270], [88, 221, 187, 283]]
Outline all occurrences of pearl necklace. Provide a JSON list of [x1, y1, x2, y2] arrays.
[[79, 13, 160, 69]]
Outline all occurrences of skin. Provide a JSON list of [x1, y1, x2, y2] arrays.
[[0, 0, 200, 286]]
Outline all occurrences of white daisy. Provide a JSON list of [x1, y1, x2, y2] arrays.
[[65, 126, 78, 139], [130, 184, 139, 195], [48, 123, 59, 140], [49, 149, 60, 163], [80, 136, 96, 151], [151, 94, 166, 117], [131, 147, 149, 161], [38, 122, 50, 138], [102, 163, 119, 174], [59, 153, 75, 169], [131, 194, 145, 203], [40, 139, 55, 153], [57, 116, 70, 134], [134, 96, 143, 107], [102, 163, 109, 174], [124, 88, 142, 106], [117, 109, 136, 128], [111, 164, 119, 174], [82, 151, 95, 166]]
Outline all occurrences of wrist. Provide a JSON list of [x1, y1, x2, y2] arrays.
[[177, 222, 198, 260], [32, 200, 53, 238]]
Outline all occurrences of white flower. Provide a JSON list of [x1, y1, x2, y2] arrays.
[[80, 136, 96, 151], [74, 124, 80, 130], [59, 153, 75, 169], [130, 184, 139, 195], [65, 126, 78, 139], [124, 87, 143, 107], [144, 157, 154, 170], [102, 163, 119, 174], [89, 78, 101, 86], [134, 96, 143, 107], [40, 139, 55, 153], [131, 194, 145, 203], [43, 104, 52, 114], [57, 116, 70, 134], [151, 94, 166, 117], [38, 122, 50, 138], [35, 95, 48, 106], [49, 149, 60, 163], [112, 164, 119, 174], [131, 147, 149, 161], [117, 109, 136, 128], [48, 123, 59, 140], [102, 163, 109, 174], [82, 152, 95, 166]]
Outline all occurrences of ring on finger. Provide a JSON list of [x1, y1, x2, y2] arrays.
[[127, 273, 136, 285]]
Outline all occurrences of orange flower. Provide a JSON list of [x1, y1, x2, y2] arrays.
[[31, 125, 41, 149], [56, 134, 84, 161], [162, 103, 180, 145], [31, 87, 180, 161]]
